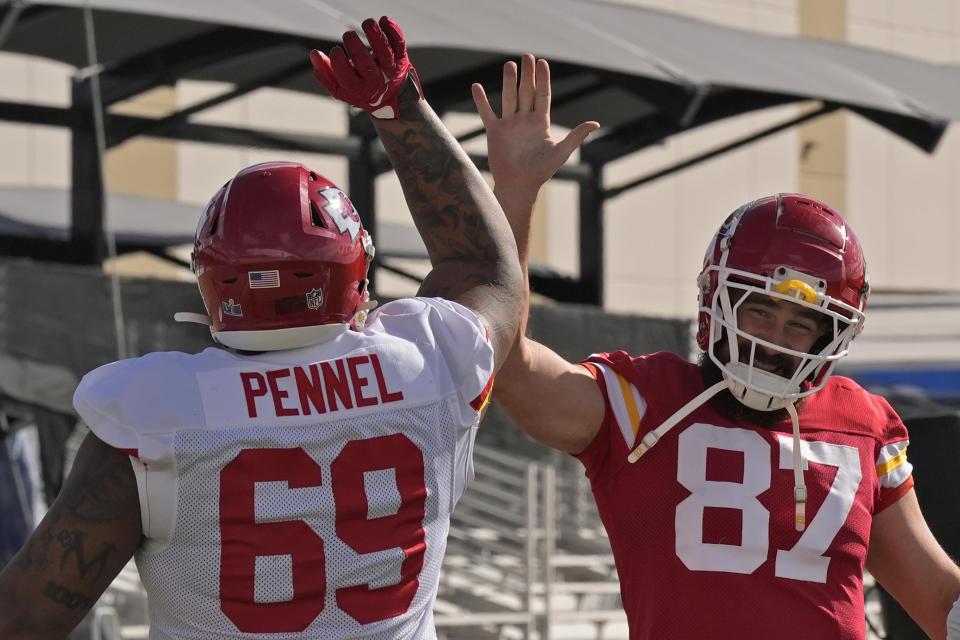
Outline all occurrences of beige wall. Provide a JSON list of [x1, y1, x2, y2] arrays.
[[797, 0, 847, 214], [0, 54, 71, 187], [175, 80, 349, 204], [107, 87, 178, 199], [573, 0, 801, 317], [846, 0, 960, 295]]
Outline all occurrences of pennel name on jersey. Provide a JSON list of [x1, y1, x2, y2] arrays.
[[239, 352, 405, 419]]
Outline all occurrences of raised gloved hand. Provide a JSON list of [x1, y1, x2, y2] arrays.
[[310, 16, 423, 119]]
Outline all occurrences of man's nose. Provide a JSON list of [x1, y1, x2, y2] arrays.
[[750, 320, 786, 348]]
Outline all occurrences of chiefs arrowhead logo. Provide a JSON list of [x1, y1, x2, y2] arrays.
[[317, 187, 362, 242]]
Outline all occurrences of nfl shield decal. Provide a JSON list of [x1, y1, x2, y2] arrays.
[[306, 288, 323, 310]]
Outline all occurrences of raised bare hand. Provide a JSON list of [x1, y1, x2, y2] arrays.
[[471, 54, 599, 206]]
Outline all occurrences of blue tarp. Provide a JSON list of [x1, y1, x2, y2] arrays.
[[843, 366, 960, 400], [0, 429, 42, 568]]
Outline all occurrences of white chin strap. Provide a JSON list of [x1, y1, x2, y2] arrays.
[[627, 381, 726, 463], [723, 362, 798, 411], [173, 312, 210, 326], [784, 402, 808, 532]]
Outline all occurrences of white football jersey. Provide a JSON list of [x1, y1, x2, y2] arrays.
[[73, 297, 494, 640]]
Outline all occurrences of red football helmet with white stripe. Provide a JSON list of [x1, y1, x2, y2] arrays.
[[186, 161, 375, 351], [696, 193, 868, 410]]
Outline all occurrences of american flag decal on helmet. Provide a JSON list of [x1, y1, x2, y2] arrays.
[[248, 270, 280, 288]]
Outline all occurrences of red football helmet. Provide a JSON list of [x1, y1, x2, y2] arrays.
[[697, 194, 868, 410], [185, 161, 375, 351]]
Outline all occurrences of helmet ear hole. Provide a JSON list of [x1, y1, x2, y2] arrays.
[[207, 212, 220, 236], [310, 201, 326, 228]]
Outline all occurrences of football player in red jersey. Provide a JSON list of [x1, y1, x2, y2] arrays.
[[473, 53, 960, 639], [0, 17, 523, 640]]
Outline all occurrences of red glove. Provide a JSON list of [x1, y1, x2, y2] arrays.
[[310, 16, 423, 119]]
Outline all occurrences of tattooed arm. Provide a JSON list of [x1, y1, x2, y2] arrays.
[[310, 17, 522, 370], [372, 77, 524, 372], [0, 432, 141, 639]]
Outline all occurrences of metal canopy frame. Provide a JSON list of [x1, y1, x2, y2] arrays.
[[0, 1, 956, 305]]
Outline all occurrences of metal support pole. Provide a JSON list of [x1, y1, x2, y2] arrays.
[[525, 463, 539, 640], [0, 0, 26, 49], [541, 464, 557, 640], [70, 74, 106, 265], [348, 113, 378, 292], [578, 156, 604, 306]]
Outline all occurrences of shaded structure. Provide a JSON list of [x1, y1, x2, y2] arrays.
[[2, 0, 960, 303]]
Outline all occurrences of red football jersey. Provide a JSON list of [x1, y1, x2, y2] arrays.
[[578, 351, 913, 640]]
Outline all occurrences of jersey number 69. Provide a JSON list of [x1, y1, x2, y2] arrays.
[[218, 434, 426, 632]]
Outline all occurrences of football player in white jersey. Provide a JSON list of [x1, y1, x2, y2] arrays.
[[0, 17, 523, 640], [472, 54, 960, 639]]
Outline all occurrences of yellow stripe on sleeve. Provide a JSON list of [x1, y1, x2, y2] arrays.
[[876, 449, 907, 477], [592, 363, 647, 447], [615, 372, 642, 436]]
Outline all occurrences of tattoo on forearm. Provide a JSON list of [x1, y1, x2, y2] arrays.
[[42, 581, 96, 611], [467, 282, 523, 343], [13, 439, 139, 584], [15, 511, 121, 582], [377, 117, 499, 264], [15, 514, 57, 572], [63, 447, 141, 523], [58, 530, 117, 580], [377, 78, 524, 348]]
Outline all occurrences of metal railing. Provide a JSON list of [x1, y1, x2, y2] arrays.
[[437, 445, 625, 640]]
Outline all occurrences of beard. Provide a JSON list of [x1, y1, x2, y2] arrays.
[[697, 351, 805, 428]]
